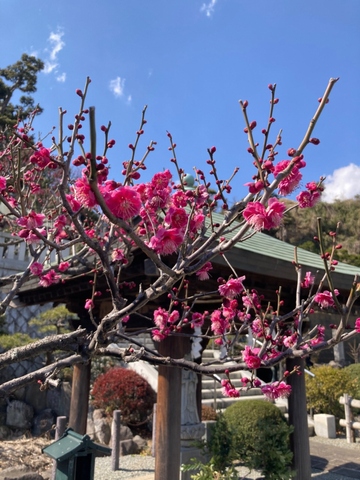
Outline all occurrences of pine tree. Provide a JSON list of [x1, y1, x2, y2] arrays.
[[0, 53, 44, 131]]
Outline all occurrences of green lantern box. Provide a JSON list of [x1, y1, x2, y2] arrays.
[[42, 428, 111, 480]]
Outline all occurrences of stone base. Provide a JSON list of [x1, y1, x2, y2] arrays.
[[180, 445, 207, 480], [314, 413, 336, 439]]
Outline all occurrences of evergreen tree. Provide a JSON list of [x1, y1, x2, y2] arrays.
[[0, 54, 44, 131]]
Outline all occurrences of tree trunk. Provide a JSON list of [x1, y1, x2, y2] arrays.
[[68, 361, 91, 434], [286, 357, 311, 480], [155, 336, 189, 480]]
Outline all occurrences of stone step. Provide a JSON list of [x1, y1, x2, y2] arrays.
[[201, 386, 263, 400], [202, 395, 268, 410]]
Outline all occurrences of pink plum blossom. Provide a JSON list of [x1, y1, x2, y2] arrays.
[[58, 261, 70, 272], [261, 381, 292, 400], [196, 262, 213, 281], [243, 198, 285, 231], [0, 176, 6, 191], [66, 194, 82, 212], [211, 309, 230, 337], [302, 271, 315, 288], [191, 312, 205, 327], [296, 190, 321, 208], [218, 276, 246, 299], [265, 198, 286, 228], [84, 299, 94, 310], [39, 270, 61, 287], [164, 207, 188, 230], [73, 177, 97, 208], [29, 147, 51, 169], [242, 345, 261, 369], [355, 318, 360, 333], [153, 307, 169, 329], [242, 201, 266, 230], [148, 228, 184, 255], [105, 186, 142, 220], [314, 289, 339, 308], [111, 248, 128, 263], [221, 379, 240, 398], [273, 159, 305, 196], [17, 211, 45, 229], [30, 262, 43, 276]]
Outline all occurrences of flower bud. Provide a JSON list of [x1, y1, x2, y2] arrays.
[[287, 148, 296, 157]]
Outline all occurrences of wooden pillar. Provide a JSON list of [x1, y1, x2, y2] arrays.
[[68, 361, 91, 434], [286, 357, 311, 480], [155, 336, 189, 480]]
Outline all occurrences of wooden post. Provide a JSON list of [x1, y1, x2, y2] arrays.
[[155, 335, 189, 480], [286, 357, 311, 480], [68, 361, 91, 434], [344, 393, 354, 443], [112, 410, 121, 470], [51, 416, 67, 480], [152, 403, 157, 457]]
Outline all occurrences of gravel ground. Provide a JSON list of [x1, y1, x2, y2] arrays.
[[94, 435, 360, 479]]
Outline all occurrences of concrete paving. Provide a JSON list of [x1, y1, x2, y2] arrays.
[[310, 437, 360, 479], [129, 439, 360, 480]]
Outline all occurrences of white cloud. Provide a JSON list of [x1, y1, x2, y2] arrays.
[[48, 31, 65, 61], [43, 29, 66, 80], [127, 94, 132, 104], [56, 72, 66, 83], [109, 77, 126, 97], [322, 163, 360, 203], [200, 0, 218, 17]]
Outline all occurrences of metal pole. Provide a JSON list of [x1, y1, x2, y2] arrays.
[[51, 416, 67, 480], [111, 410, 121, 470]]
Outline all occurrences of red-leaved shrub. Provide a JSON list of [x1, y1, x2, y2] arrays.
[[91, 367, 156, 426]]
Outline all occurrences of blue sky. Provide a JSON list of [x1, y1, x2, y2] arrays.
[[1, 0, 360, 203]]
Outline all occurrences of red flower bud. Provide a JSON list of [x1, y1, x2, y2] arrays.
[[287, 148, 296, 157], [76, 89, 83, 97], [309, 138, 320, 145], [210, 146, 216, 154], [242, 100, 248, 108], [249, 121, 257, 130]]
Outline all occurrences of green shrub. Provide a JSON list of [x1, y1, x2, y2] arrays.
[[91, 367, 156, 426], [344, 364, 360, 399], [306, 365, 358, 421], [182, 413, 237, 479], [223, 400, 293, 480]]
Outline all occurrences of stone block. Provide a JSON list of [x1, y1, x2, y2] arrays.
[[6, 400, 33, 430], [313, 413, 336, 439], [32, 409, 55, 436], [119, 439, 139, 455]]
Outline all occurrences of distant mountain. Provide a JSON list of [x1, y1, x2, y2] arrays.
[[270, 197, 360, 267]]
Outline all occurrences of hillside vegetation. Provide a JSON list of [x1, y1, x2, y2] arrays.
[[271, 197, 360, 267]]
